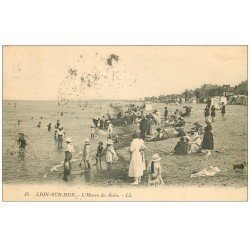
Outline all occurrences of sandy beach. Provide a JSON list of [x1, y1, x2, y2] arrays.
[[84, 103, 248, 189]]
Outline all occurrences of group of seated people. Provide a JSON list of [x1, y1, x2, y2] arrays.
[[173, 134, 202, 155], [172, 123, 203, 155], [165, 115, 186, 127], [145, 121, 204, 155]]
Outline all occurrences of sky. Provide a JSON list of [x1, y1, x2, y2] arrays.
[[3, 46, 247, 100]]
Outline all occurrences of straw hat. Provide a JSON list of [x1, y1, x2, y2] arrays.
[[206, 119, 212, 124], [107, 139, 113, 145], [152, 154, 161, 162], [66, 137, 71, 143], [85, 138, 90, 144]]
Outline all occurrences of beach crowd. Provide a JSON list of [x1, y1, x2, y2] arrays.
[[17, 101, 227, 185]]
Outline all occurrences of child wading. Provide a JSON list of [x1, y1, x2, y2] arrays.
[[47, 123, 52, 131], [95, 142, 104, 170], [18, 133, 27, 151], [63, 138, 75, 182], [54, 125, 58, 139], [147, 154, 164, 186], [57, 126, 65, 149]]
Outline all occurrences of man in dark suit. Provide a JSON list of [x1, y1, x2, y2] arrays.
[[140, 116, 149, 140]]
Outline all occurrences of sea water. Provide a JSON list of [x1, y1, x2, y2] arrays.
[[2, 100, 118, 184]]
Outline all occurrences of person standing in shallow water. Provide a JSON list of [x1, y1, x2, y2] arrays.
[[221, 102, 226, 121], [54, 125, 58, 139], [56, 119, 60, 128], [202, 120, 214, 156], [47, 123, 52, 131], [18, 133, 27, 151], [63, 138, 74, 182]]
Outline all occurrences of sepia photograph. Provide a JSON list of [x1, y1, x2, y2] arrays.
[[2, 45, 248, 201]]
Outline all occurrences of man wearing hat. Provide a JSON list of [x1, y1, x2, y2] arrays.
[[63, 138, 75, 182], [80, 138, 91, 171], [147, 154, 164, 186]]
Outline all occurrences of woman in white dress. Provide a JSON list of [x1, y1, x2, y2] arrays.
[[107, 121, 114, 139], [189, 135, 202, 154], [129, 132, 146, 185], [105, 139, 118, 170]]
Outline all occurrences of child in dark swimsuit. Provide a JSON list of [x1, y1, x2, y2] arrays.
[[47, 123, 52, 131], [95, 142, 104, 170], [18, 133, 27, 151]]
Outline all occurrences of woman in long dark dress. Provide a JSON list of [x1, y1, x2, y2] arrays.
[[211, 105, 216, 122], [202, 121, 214, 156], [204, 105, 210, 122]]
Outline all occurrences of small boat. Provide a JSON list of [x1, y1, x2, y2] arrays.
[[92, 116, 133, 128], [143, 102, 153, 111], [110, 103, 123, 109]]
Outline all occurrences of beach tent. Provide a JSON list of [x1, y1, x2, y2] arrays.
[[211, 96, 227, 109], [144, 102, 153, 111], [189, 98, 196, 104], [229, 95, 248, 105]]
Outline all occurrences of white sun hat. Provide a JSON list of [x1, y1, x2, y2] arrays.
[[66, 137, 72, 143], [152, 154, 161, 162], [107, 139, 113, 145]]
